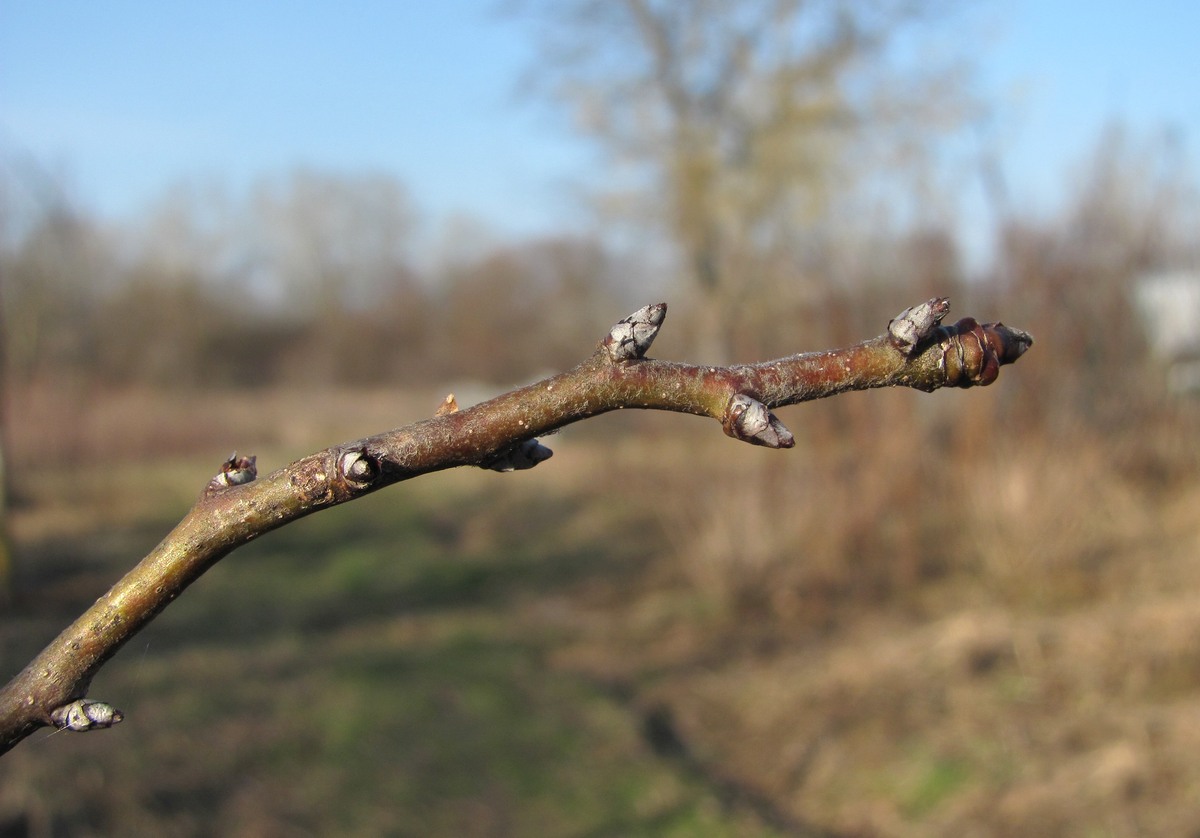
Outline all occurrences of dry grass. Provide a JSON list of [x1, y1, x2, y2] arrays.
[[551, 390, 1200, 836]]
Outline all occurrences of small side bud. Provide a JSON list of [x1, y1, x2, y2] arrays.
[[50, 699, 124, 732], [721, 394, 795, 449], [339, 449, 380, 489], [204, 452, 257, 497], [603, 303, 667, 362], [435, 393, 460, 416], [482, 438, 554, 472], [889, 297, 950, 355]]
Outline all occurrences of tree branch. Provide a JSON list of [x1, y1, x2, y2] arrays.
[[0, 298, 1031, 755]]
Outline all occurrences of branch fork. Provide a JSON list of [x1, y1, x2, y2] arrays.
[[0, 297, 1031, 755]]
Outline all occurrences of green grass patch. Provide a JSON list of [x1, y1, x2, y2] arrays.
[[900, 755, 973, 818], [7, 471, 766, 836]]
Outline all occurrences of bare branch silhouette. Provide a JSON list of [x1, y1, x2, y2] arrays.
[[0, 298, 1031, 755]]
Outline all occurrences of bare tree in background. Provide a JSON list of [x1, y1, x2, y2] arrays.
[[0, 180, 9, 603], [249, 169, 421, 382], [0, 161, 90, 603], [1000, 124, 1200, 425], [438, 235, 627, 381], [251, 169, 417, 314], [517, 0, 977, 359], [0, 270, 9, 604]]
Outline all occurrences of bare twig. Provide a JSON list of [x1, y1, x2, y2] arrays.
[[0, 299, 1031, 755]]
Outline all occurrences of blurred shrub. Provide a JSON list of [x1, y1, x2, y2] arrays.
[[0, 170, 633, 392]]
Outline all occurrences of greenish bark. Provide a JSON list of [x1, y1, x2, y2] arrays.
[[0, 299, 1030, 756]]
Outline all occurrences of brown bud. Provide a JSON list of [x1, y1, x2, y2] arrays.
[[941, 318, 1033, 387], [483, 438, 554, 472]]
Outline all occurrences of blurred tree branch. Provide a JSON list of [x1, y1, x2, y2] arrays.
[[0, 299, 1030, 756], [0, 266, 10, 605], [517, 0, 978, 358]]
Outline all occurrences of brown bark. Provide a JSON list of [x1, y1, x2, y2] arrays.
[[0, 298, 1031, 755]]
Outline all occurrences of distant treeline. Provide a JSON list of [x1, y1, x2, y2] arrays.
[[1, 131, 1196, 429], [0, 170, 634, 389]]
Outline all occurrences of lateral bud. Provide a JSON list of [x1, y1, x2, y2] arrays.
[[435, 393, 460, 416], [50, 699, 124, 732], [889, 297, 951, 355], [603, 302, 667, 362], [722, 394, 795, 449], [482, 438, 554, 472], [204, 452, 257, 497], [339, 449, 380, 489]]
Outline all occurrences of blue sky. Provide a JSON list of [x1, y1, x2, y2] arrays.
[[0, 2, 589, 233], [2, 1, 1198, 255]]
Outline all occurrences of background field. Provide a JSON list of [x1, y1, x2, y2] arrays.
[[3, 347, 1200, 837]]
